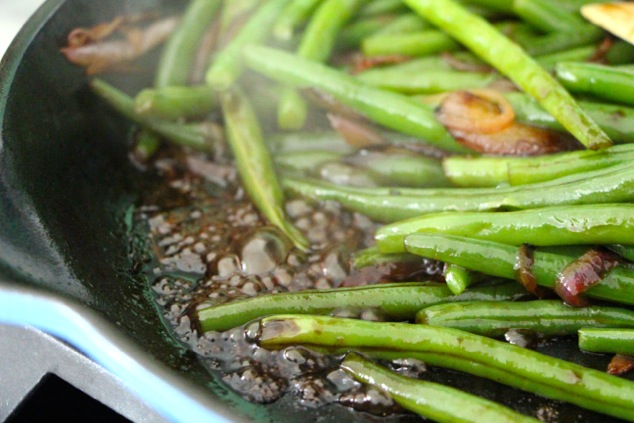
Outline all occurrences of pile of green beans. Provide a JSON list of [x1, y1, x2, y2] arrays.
[[75, 0, 634, 420]]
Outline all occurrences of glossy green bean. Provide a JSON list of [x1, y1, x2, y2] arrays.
[[359, 0, 406, 16], [605, 40, 634, 66], [206, 0, 290, 91], [196, 281, 527, 331], [347, 151, 450, 187], [220, 88, 308, 250], [275, 150, 344, 174], [443, 144, 634, 187], [266, 131, 354, 155], [338, 15, 396, 49], [243, 45, 467, 153], [351, 246, 420, 269], [155, 0, 222, 87], [283, 161, 634, 222], [279, 0, 365, 129], [341, 353, 540, 423], [135, 85, 216, 120], [258, 315, 634, 421], [505, 92, 634, 144], [417, 300, 634, 337], [556, 62, 634, 107], [579, 328, 634, 355], [90, 79, 215, 152], [521, 24, 603, 56], [535, 45, 595, 71], [377, 204, 634, 252], [373, 13, 428, 35], [406, 0, 611, 149], [361, 30, 459, 57], [460, 0, 513, 13], [357, 69, 496, 94], [402, 233, 634, 305], [512, 0, 587, 33], [273, 0, 321, 40], [444, 264, 475, 295]]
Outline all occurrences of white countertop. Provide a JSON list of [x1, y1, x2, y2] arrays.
[[0, 0, 47, 58]]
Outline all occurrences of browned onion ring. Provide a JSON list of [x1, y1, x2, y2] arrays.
[[435, 89, 515, 134], [554, 249, 621, 307]]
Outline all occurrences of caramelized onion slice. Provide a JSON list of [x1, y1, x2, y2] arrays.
[[327, 113, 385, 148], [608, 354, 634, 376], [436, 89, 515, 134], [515, 244, 550, 298], [554, 249, 621, 307], [436, 89, 579, 155], [61, 17, 179, 75]]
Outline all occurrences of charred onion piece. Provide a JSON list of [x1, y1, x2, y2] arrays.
[[514, 244, 552, 298], [66, 13, 157, 47], [327, 113, 384, 148], [608, 354, 634, 376], [351, 55, 411, 74], [554, 249, 621, 307], [437, 90, 577, 156], [61, 16, 179, 75]]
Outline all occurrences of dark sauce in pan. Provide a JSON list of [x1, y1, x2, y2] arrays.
[[135, 147, 628, 422]]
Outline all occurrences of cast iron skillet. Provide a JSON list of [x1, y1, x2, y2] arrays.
[[0, 1, 631, 422]]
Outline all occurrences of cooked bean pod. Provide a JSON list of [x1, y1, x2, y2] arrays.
[[417, 300, 634, 337], [579, 328, 634, 355], [258, 315, 634, 421], [341, 353, 540, 423], [196, 281, 527, 332], [402, 233, 634, 306], [556, 62, 634, 108], [135, 85, 216, 120]]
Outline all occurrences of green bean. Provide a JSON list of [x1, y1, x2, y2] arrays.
[[339, 347, 629, 418], [579, 328, 634, 355], [273, 0, 322, 40], [135, 86, 216, 120], [258, 315, 634, 421], [361, 31, 459, 58], [313, 162, 378, 187], [359, 0, 406, 16], [444, 264, 475, 295], [357, 69, 496, 94], [607, 244, 634, 262], [402, 233, 634, 305], [535, 45, 595, 71], [505, 92, 634, 144], [206, 0, 291, 91], [220, 88, 308, 250], [341, 353, 540, 423], [133, 131, 161, 161], [90, 79, 215, 152], [406, 0, 611, 149], [243, 45, 468, 153], [442, 144, 634, 187], [347, 150, 451, 187], [266, 131, 355, 154], [460, 0, 513, 13], [441, 155, 510, 187], [338, 15, 397, 50], [275, 150, 344, 174], [352, 246, 421, 269], [417, 300, 634, 337], [556, 62, 634, 108], [155, 0, 222, 87], [512, 0, 587, 33], [219, 0, 261, 33], [279, 0, 365, 130], [377, 204, 634, 252], [606, 40, 634, 66], [373, 13, 428, 36], [283, 160, 634, 222], [195, 281, 527, 332], [521, 24, 604, 56]]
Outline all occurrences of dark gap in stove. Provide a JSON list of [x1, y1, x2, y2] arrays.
[[6, 373, 131, 423]]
